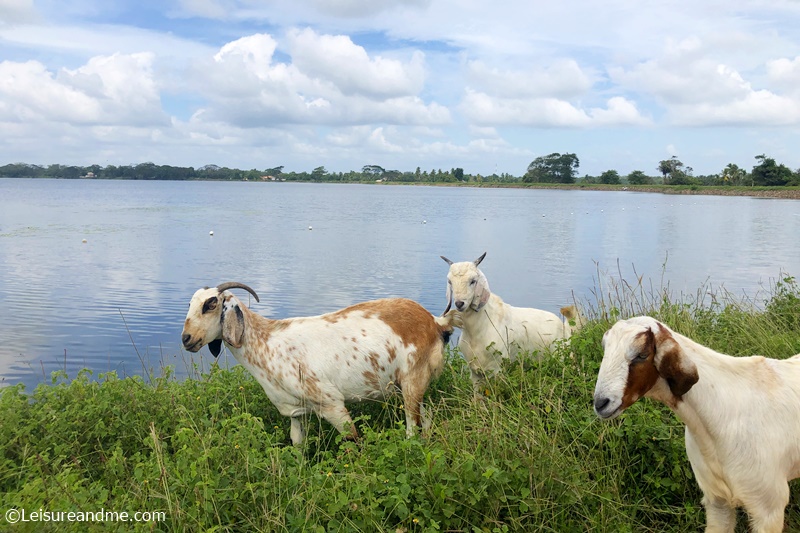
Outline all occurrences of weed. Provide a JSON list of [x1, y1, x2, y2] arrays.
[[1, 275, 799, 531]]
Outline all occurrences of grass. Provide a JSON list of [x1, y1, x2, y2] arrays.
[[1, 275, 799, 532]]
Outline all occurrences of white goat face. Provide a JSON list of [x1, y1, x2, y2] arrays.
[[593, 317, 698, 419], [441, 252, 491, 313], [182, 283, 258, 357], [181, 287, 226, 354]]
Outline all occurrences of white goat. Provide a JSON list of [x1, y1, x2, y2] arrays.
[[441, 252, 583, 393], [181, 282, 454, 445], [593, 316, 800, 533]]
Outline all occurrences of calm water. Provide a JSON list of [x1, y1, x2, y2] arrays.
[[1, 179, 798, 388]]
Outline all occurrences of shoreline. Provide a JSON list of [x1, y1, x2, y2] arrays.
[[402, 181, 800, 199], [3, 175, 799, 199]]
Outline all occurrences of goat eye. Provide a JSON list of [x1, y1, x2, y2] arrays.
[[634, 351, 650, 362], [202, 297, 218, 313], [470, 278, 477, 286]]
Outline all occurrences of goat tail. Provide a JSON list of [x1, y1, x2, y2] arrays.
[[560, 305, 586, 332], [434, 310, 462, 344]]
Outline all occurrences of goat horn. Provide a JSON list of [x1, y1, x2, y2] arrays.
[[216, 282, 260, 302], [440, 255, 453, 265]]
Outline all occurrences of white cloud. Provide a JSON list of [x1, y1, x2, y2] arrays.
[[461, 90, 648, 128], [0, 54, 166, 126], [193, 32, 450, 128], [286, 27, 425, 98], [612, 37, 800, 126], [465, 59, 593, 99], [671, 91, 800, 126], [767, 56, 800, 94]]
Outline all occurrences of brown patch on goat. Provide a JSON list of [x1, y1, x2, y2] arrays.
[[652, 324, 699, 401], [354, 299, 441, 351], [621, 330, 660, 409], [362, 371, 380, 391], [270, 320, 291, 332], [297, 362, 322, 400], [322, 309, 351, 323], [386, 343, 397, 363], [367, 351, 382, 372]]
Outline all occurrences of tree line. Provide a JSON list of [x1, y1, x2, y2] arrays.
[[1, 154, 798, 187], [522, 153, 800, 187]]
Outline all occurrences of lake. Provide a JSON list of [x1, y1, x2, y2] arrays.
[[1, 178, 798, 389]]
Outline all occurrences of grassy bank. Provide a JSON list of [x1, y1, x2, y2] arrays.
[[2, 276, 799, 532], [408, 181, 800, 200]]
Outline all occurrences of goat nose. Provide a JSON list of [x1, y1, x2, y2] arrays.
[[593, 397, 610, 413], [455, 300, 465, 311], [181, 333, 192, 347]]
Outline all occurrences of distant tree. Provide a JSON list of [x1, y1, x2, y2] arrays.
[[362, 165, 385, 176], [0, 163, 44, 178], [599, 169, 621, 184], [414, 167, 421, 181], [523, 153, 579, 183], [311, 166, 327, 181], [384, 169, 402, 181], [657, 156, 697, 185], [453, 168, 464, 181], [670, 170, 695, 185], [751, 154, 792, 186], [719, 163, 746, 186], [626, 170, 651, 185], [103, 164, 118, 178], [264, 166, 284, 176], [657, 156, 685, 184], [161, 165, 195, 180]]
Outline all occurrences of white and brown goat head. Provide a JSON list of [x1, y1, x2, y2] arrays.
[[593, 316, 699, 419], [181, 282, 259, 357]]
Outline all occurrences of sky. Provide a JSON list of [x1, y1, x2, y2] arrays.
[[1, 0, 800, 177]]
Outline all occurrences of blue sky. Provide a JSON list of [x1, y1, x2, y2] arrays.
[[2, 0, 800, 177]]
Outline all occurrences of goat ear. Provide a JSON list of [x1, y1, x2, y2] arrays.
[[221, 302, 246, 349], [653, 323, 699, 397], [474, 252, 487, 266], [208, 339, 222, 357], [443, 281, 453, 315], [472, 270, 491, 310]]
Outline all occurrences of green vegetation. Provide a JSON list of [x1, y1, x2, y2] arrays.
[[2, 276, 799, 532], [2, 152, 799, 188]]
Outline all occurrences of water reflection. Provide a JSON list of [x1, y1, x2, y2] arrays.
[[1, 179, 798, 388]]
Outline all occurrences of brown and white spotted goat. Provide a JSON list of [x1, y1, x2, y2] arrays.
[[181, 282, 455, 445], [594, 316, 800, 533]]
